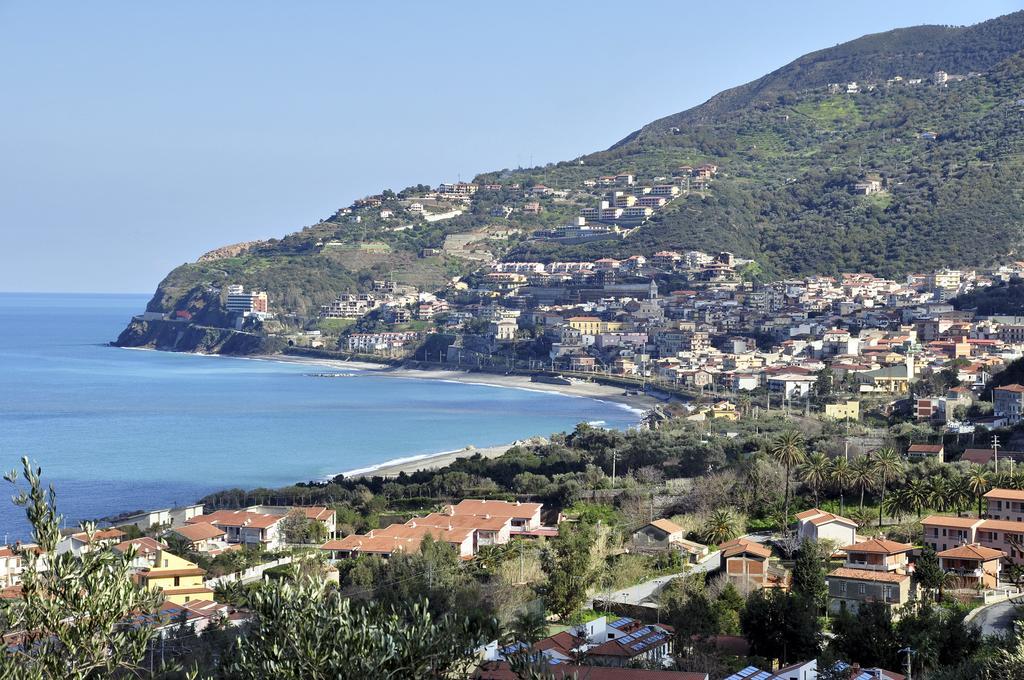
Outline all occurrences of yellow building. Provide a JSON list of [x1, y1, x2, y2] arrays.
[[824, 400, 860, 421], [136, 550, 212, 605], [567, 316, 602, 335]]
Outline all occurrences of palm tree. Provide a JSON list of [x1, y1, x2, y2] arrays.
[[800, 452, 830, 507], [830, 456, 854, 514], [925, 477, 949, 513], [769, 430, 806, 530], [966, 466, 991, 517], [905, 478, 930, 520], [872, 447, 904, 528], [947, 474, 973, 517], [882, 488, 912, 522], [509, 608, 549, 646], [850, 455, 877, 511], [701, 508, 742, 545]]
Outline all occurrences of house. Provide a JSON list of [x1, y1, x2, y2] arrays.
[[169, 522, 228, 554], [826, 539, 915, 617], [723, 661, 818, 680], [0, 547, 24, 588], [56, 528, 125, 557], [444, 499, 543, 531], [322, 523, 476, 560], [134, 550, 212, 605], [795, 509, 858, 546], [113, 537, 167, 568], [936, 543, 1004, 589], [244, 505, 337, 537], [906, 443, 944, 463], [993, 384, 1024, 425], [585, 622, 675, 667], [631, 518, 706, 557], [824, 400, 860, 421], [720, 537, 776, 591], [186, 510, 284, 550]]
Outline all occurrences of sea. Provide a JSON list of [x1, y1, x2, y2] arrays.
[[0, 293, 638, 540]]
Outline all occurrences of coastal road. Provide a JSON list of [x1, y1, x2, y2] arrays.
[[592, 550, 721, 608], [970, 595, 1023, 636]]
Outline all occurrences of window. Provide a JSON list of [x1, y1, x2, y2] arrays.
[[858, 584, 866, 594], [840, 581, 847, 593]]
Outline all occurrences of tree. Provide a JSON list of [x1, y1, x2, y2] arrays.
[[741, 589, 820, 664], [947, 474, 973, 517], [280, 508, 314, 544], [509, 607, 548, 646], [815, 368, 836, 397], [0, 457, 163, 679], [769, 431, 807, 531], [904, 478, 930, 520], [986, 623, 1024, 677], [913, 546, 945, 602], [791, 539, 828, 612], [830, 456, 854, 514], [828, 601, 898, 670], [221, 580, 486, 678], [800, 452, 830, 507], [701, 508, 742, 545], [851, 455, 877, 511], [871, 448, 904, 527], [966, 466, 990, 517], [538, 522, 595, 621]]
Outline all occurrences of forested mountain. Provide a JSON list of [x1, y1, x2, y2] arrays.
[[129, 11, 1024, 329]]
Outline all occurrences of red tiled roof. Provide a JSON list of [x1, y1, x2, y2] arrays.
[[937, 543, 1004, 560], [841, 538, 913, 555], [828, 567, 909, 583], [171, 522, 226, 542]]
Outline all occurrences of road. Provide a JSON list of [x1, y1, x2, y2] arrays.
[[970, 595, 1023, 636], [592, 551, 721, 607]]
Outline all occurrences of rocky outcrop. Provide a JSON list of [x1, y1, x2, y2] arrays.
[[113, 318, 276, 355], [196, 240, 267, 263]]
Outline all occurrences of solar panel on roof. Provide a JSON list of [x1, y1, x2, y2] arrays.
[[752, 672, 772, 680], [725, 667, 762, 680]]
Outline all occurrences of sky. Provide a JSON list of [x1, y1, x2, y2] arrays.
[[1, 1, 1020, 293]]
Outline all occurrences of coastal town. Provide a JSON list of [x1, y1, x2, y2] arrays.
[[95, 169, 1024, 678], [9, 3, 1024, 678]]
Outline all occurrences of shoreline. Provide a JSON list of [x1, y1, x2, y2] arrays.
[[117, 347, 658, 481], [253, 354, 662, 479], [257, 354, 661, 412]]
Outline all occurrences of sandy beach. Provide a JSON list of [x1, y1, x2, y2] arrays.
[[256, 354, 662, 478]]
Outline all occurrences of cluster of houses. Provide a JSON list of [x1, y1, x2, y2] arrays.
[[319, 499, 555, 560], [442, 255, 1024, 415]]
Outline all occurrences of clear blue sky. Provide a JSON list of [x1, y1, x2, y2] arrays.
[[1, 1, 1019, 293]]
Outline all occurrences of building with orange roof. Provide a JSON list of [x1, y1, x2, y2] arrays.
[[169, 522, 228, 553], [827, 537, 915, 616], [57, 527, 125, 558], [444, 499, 543, 531], [720, 538, 778, 591], [134, 550, 212, 605], [937, 544, 1004, 589], [187, 510, 284, 550]]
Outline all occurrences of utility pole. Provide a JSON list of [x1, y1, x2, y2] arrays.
[[993, 435, 1002, 474], [611, 450, 618, 489], [899, 646, 915, 680]]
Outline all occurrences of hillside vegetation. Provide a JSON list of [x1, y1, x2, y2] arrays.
[[134, 11, 1024, 325]]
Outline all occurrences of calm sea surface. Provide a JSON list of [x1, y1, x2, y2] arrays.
[[0, 293, 636, 539]]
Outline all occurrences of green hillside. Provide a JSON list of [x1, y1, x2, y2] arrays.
[[131, 10, 1024, 329]]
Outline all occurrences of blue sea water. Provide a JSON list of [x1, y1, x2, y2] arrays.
[[0, 293, 636, 539]]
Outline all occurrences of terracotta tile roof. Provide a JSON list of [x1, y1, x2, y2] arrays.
[[907, 444, 943, 453], [921, 515, 983, 528], [841, 538, 913, 555], [937, 543, 1004, 560], [139, 567, 207, 579], [994, 384, 1024, 393], [413, 513, 511, 532], [446, 499, 542, 519], [977, 519, 1024, 532], [70, 528, 125, 543], [828, 567, 910, 583], [473, 662, 707, 680], [114, 537, 166, 556], [649, 518, 684, 535], [984, 488, 1024, 501], [720, 537, 771, 559], [188, 510, 282, 530], [171, 522, 226, 542]]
